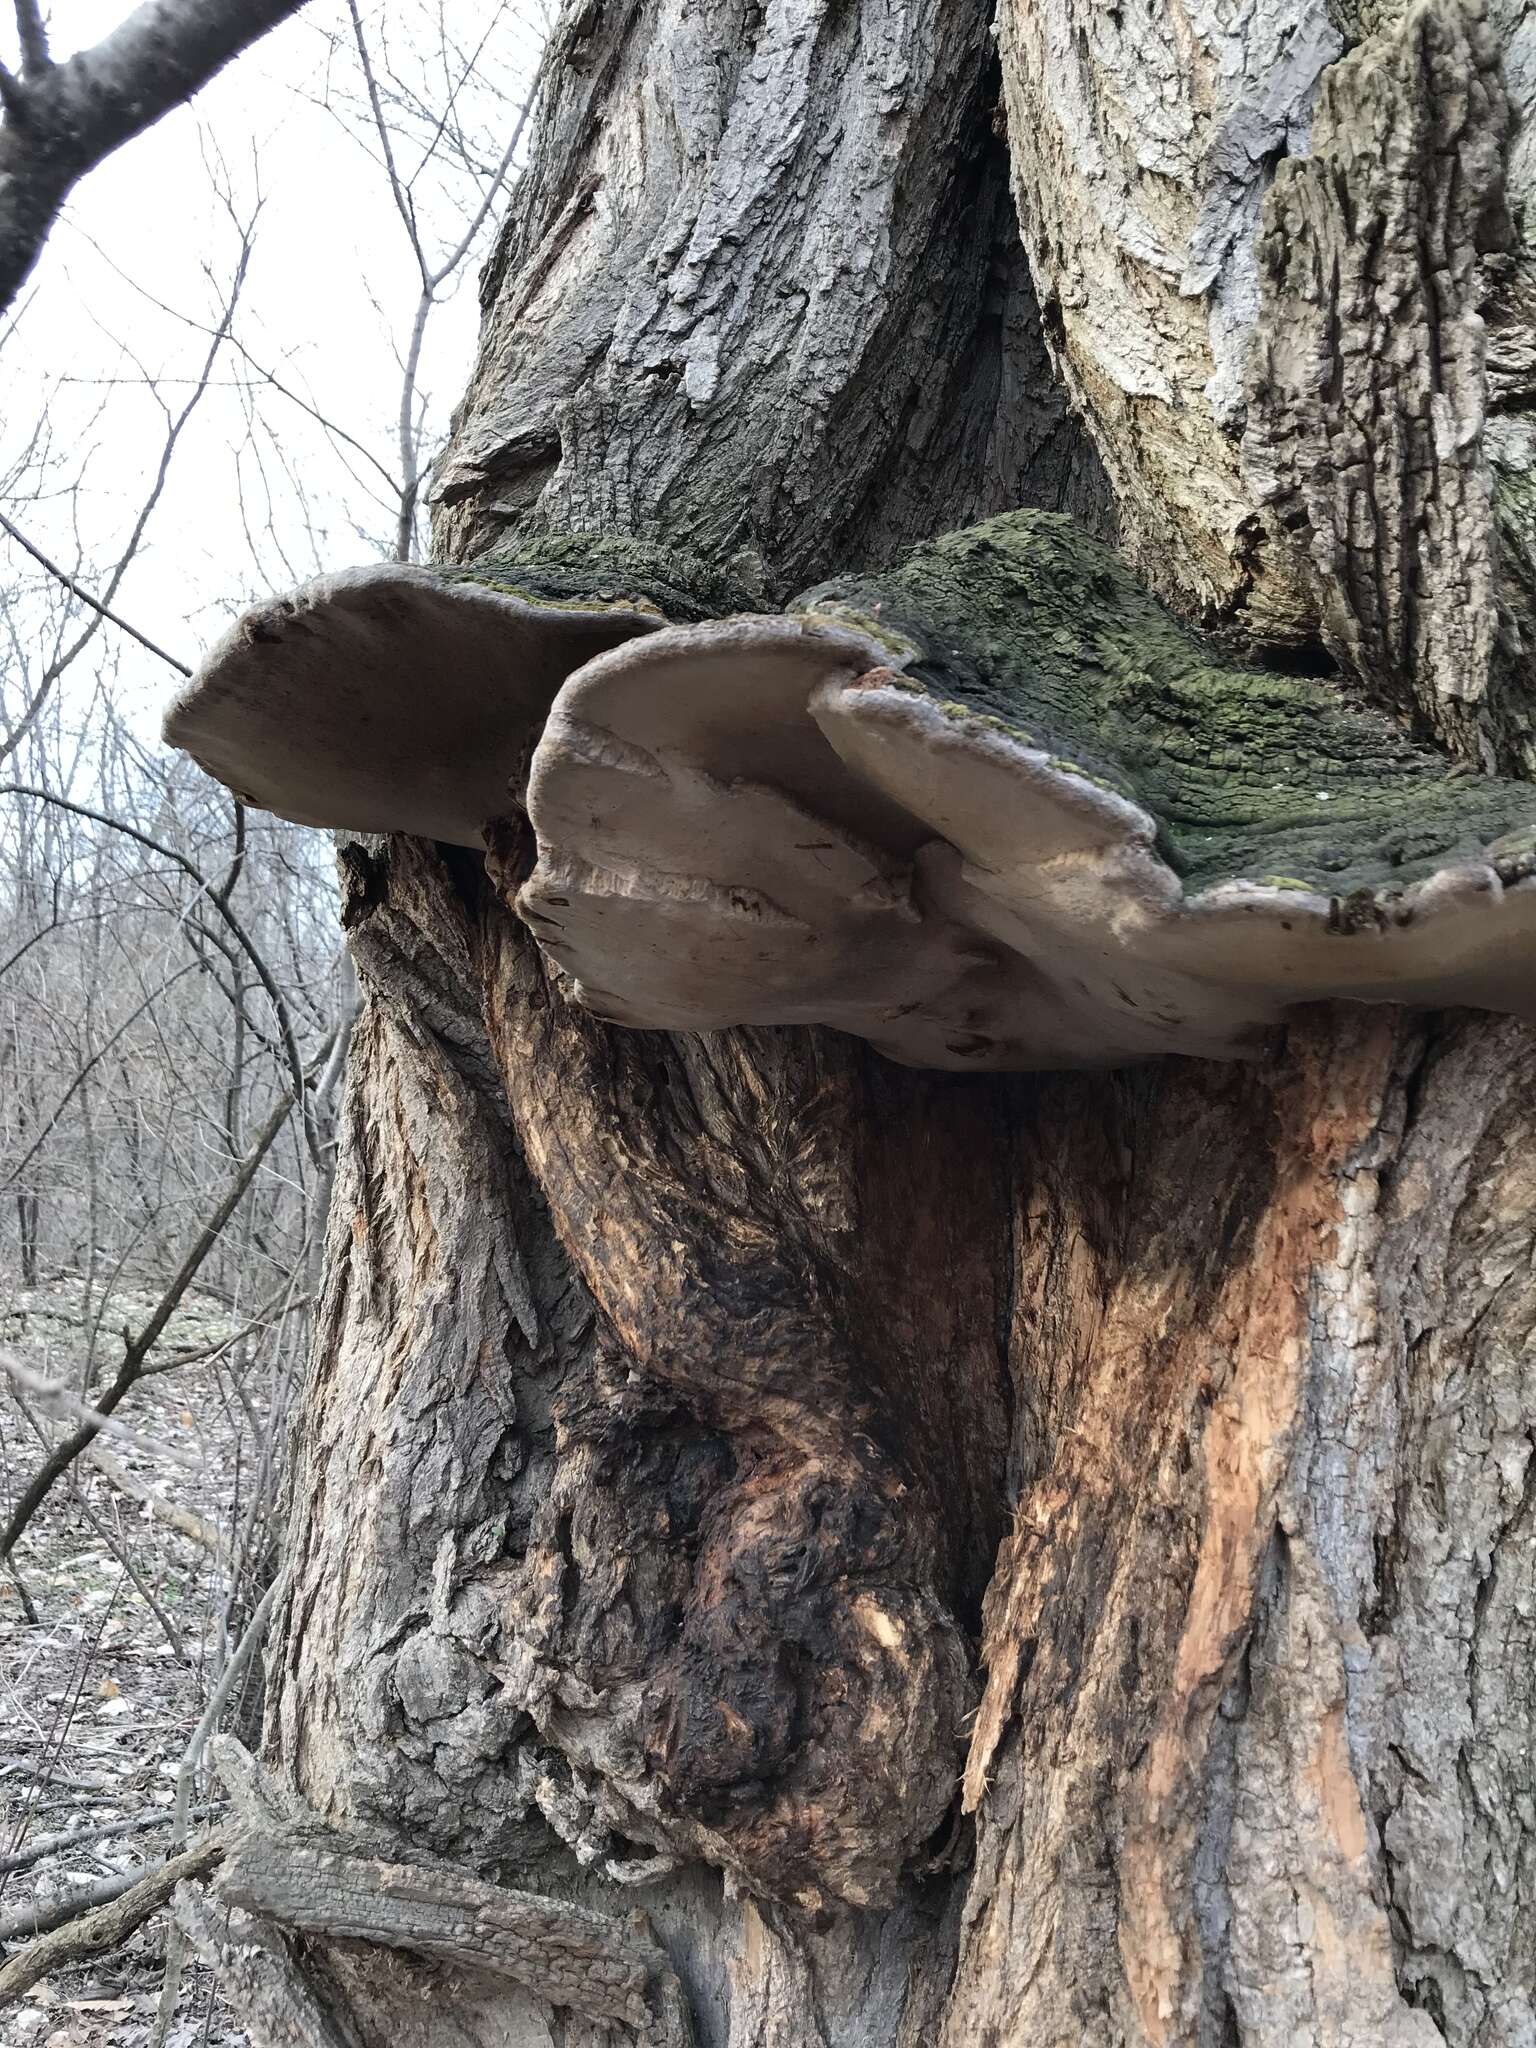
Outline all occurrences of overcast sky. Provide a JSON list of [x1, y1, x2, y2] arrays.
[[0, 0, 544, 739]]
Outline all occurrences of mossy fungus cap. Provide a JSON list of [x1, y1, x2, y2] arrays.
[[519, 513, 1536, 1070], [160, 541, 749, 848]]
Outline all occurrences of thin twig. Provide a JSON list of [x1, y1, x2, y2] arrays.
[[0, 786, 320, 1155], [0, 1354, 202, 1471], [345, 0, 424, 276], [1, 961, 201, 1191], [0, 230, 252, 764], [68, 1479, 188, 1663], [141, 1288, 315, 1377], [0, 512, 191, 676], [0, 1805, 221, 1881], [0, 1062, 327, 1563], [173, 1572, 284, 1848]]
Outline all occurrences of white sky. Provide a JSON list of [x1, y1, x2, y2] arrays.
[[0, 0, 545, 738]]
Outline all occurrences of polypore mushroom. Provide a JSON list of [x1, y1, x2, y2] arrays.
[[519, 512, 1536, 1069], [163, 540, 757, 847]]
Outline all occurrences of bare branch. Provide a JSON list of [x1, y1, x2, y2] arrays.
[[68, 1477, 189, 1661], [0, 1804, 221, 1881], [0, 227, 249, 763], [0, 1352, 204, 1470], [0, 1067, 325, 1562], [1, 960, 201, 1191], [0, 0, 311, 312], [0, 510, 191, 675], [13, 0, 49, 78], [0, 785, 321, 1151], [0, 1836, 224, 1998], [428, 54, 544, 290], [173, 1572, 284, 1844], [218, 331, 403, 497], [345, 0, 425, 278]]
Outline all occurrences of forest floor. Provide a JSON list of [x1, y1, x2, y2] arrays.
[[0, 1278, 274, 2048]]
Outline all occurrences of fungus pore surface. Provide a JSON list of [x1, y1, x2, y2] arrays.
[[163, 539, 758, 848], [519, 513, 1536, 1069]]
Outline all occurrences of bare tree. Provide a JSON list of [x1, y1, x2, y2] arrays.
[[165, 2, 1536, 2045], [12, 0, 1536, 2045]]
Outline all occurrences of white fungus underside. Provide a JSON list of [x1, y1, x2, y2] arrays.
[[521, 619, 1536, 1070], [163, 564, 664, 848]]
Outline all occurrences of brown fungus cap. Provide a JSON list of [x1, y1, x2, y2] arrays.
[[519, 514, 1536, 1070], [163, 541, 758, 848]]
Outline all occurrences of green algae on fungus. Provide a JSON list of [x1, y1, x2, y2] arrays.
[[797, 512, 1536, 899], [163, 539, 759, 850], [164, 510, 1536, 1073], [439, 534, 761, 625], [515, 511, 1536, 1072]]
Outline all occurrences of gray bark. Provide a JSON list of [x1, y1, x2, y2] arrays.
[[997, 0, 1536, 743], [433, 0, 1109, 591], [220, 1, 1536, 2044]]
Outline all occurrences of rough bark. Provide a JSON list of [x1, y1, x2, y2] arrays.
[[996, 0, 1536, 747], [225, 1, 1536, 2044], [946, 1009, 1536, 2045], [992, 0, 1337, 641], [1243, 0, 1535, 773], [432, 0, 1109, 591]]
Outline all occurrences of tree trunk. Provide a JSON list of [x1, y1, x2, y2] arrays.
[[227, 2, 1536, 2044]]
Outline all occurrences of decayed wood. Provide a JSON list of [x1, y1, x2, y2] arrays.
[[946, 1012, 1401, 2041], [267, 818, 1536, 2047], [266, 834, 998, 2040], [472, 825, 973, 1912], [938, 1009, 1536, 2045], [175, 1886, 367, 2048], [221, 1833, 693, 2045], [211, 1739, 694, 2044]]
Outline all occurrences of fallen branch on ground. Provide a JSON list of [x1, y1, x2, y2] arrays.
[[0, 1837, 223, 1999], [86, 1446, 231, 1565], [0, 1804, 222, 1880]]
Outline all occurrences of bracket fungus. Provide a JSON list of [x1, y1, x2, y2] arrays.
[[167, 515, 1536, 1071], [519, 515, 1536, 1069], [162, 540, 756, 848]]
